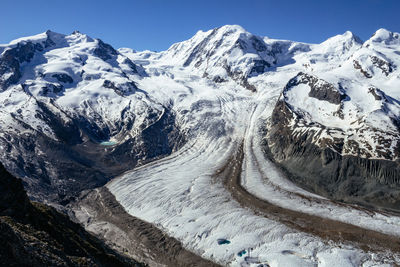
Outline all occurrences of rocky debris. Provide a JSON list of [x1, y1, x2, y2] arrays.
[[103, 80, 137, 96], [353, 60, 372, 78], [370, 55, 393, 76], [368, 87, 384, 101], [212, 75, 227, 83], [71, 187, 220, 267], [0, 163, 144, 267], [224, 63, 257, 92], [219, 144, 400, 257], [0, 26, 399, 265]]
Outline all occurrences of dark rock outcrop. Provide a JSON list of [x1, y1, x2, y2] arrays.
[[285, 72, 346, 104], [103, 80, 137, 96], [249, 59, 271, 76], [41, 83, 64, 95], [0, 32, 57, 91], [94, 39, 118, 61], [0, 33, 177, 204], [0, 163, 143, 266], [109, 108, 186, 167], [223, 64, 257, 92], [0, 42, 39, 91], [370, 55, 393, 76], [353, 60, 373, 78], [52, 73, 73, 84]]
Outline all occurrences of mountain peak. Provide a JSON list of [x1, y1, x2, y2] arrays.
[[5, 30, 67, 48], [314, 30, 362, 57], [368, 28, 400, 45], [322, 30, 363, 46], [216, 24, 247, 34], [343, 30, 363, 42], [373, 28, 392, 38]]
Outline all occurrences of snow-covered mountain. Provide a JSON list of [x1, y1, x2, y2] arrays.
[[1, 25, 400, 266], [130, 25, 311, 91], [0, 30, 184, 202], [265, 28, 400, 209]]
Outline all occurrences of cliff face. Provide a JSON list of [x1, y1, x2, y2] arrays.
[[0, 163, 143, 266], [265, 73, 400, 211]]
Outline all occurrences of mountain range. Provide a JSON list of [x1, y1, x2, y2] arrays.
[[1, 25, 400, 266]]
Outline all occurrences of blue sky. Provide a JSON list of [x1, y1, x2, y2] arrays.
[[1, 0, 399, 51]]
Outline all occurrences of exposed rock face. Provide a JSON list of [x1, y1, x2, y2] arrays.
[[52, 73, 73, 83], [1, 101, 184, 203], [265, 73, 400, 211], [353, 60, 372, 78], [370, 55, 393, 76], [103, 79, 137, 96], [0, 31, 59, 91], [93, 39, 118, 61], [0, 42, 37, 91], [285, 72, 346, 104], [0, 163, 31, 217], [0, 163, 143, 266]]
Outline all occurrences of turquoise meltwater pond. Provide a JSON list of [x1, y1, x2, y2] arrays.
[[217, 239, 231, 245], [100, 141, 117, 146]]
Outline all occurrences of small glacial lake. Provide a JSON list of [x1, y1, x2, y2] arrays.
[[100, 141, 117, 146], [217, 239, 231, 245]]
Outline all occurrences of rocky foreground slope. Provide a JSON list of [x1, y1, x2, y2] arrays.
[[0, 163, 143, 266]]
